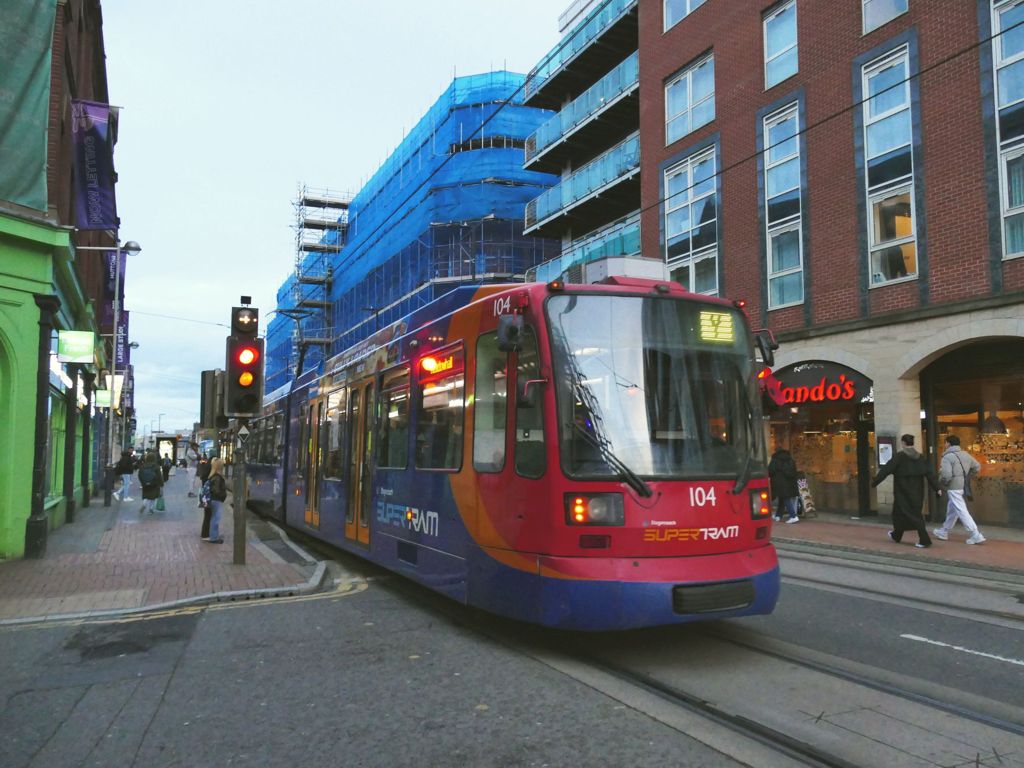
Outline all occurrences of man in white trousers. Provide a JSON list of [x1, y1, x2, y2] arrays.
[[934, 435, 985, 544]]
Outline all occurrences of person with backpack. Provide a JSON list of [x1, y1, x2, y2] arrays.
[[935, 435, 985, 544], [871, 434, 938, 548], [113, 449, 136, 502], [202, 457, 228, 543], [196, 453, 212, 508], [137, 451, 164, 514], [768, 446, 801, 524]]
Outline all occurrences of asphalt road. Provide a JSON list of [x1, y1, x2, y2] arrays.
[[0, 572, 742, 768]]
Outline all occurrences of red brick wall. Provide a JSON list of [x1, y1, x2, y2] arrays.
[[638, 0, 997, 333]]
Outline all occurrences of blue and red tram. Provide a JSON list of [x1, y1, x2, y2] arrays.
[[247, 275, 781, 630]]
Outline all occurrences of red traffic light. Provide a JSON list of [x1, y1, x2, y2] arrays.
[[237, 346, 259, 365]]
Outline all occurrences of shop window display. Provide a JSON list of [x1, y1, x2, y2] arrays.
[[771, 401, 877, 515], [932, 375, 1024, 526]]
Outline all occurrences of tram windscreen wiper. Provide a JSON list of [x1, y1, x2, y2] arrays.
[[568, 420, 653, 498], [731, 391, 756, 495]]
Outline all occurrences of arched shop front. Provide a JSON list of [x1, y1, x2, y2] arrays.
[[769, 361, 876, 516], [921, 339, 1024, 528]]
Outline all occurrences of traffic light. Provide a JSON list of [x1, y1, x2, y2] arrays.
[[224, 305, 264, 418]]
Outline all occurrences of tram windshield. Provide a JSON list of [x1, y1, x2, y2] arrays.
[[546, 293, 766, 481]]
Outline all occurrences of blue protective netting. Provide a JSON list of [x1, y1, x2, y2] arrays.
[[266, 71, 560, 392]]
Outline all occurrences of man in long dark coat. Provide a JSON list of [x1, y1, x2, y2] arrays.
[[871, 434, 938, 548]]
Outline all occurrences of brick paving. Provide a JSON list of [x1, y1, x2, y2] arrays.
[[0, 470, 321, 622]]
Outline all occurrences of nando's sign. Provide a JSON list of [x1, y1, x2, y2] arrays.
[[773, 361, 872, 405]]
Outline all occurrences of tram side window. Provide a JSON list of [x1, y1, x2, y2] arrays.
[[296, 402, 309, 472], [249, 418, 263, 462], [378, 368, 410, 469], [515, 326, 545, 479], [416, 370, 465, 470], [270, 412, 284, 465], [474, 333, 508, 472], [323, 388, 346, 480]]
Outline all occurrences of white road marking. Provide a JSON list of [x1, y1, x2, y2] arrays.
[[900, 634, 1024, 667]]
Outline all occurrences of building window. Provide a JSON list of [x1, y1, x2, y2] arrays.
[[763, 105, 804, 308], [863, 0, 908, 34], [862, 47, 917, 285], [994, 0, 1024, 257], [764, 1, 798, 89], [664, 147, 718, 295], [665, 55, 715, 145], [665, 0, 706, 31]]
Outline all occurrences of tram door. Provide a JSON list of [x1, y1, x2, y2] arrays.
[[304, 396, 323, 528], [345, 379, 375, 546]]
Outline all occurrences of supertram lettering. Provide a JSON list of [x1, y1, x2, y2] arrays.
[[375, 500, 440, 537], [643, 525, 740, 542]]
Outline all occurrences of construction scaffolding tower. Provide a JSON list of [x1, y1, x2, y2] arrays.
[[293, 185, 351, 375]]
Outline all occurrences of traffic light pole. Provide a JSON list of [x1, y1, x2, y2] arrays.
[[233, 420, 248, 565]]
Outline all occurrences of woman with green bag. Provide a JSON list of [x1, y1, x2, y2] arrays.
[[137, 451, 164, 514]]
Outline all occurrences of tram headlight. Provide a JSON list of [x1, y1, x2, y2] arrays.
[[750, 488, 771, 519], [565, 493, 625, 526]]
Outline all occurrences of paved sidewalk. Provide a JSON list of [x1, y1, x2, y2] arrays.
[[774, 510, 1024, 575], [0, 470, 324, 624]]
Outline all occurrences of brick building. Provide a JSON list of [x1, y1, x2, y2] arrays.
[[635, 0, 1024, 524]]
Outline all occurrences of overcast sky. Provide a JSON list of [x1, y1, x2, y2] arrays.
[[102, 0, 560, 437]]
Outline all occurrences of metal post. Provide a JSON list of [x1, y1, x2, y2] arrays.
[[26, 294, 61, 558], [104, 242, 122, 507], [62, 364, 80, 523], [80, 371, 94, 507], [233, 423, 247, 565]]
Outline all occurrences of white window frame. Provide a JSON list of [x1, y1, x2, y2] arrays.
[[999, 145, 1024, 258], [993, 0, 1024, 260], [664, 0, 707, 32], [664, 147, 718, 296], [764, 1, 798, 90], [862, 47, 917, 286], [665, 54, 715, 146], [763, 104, 803, 309], [862, 0, 909, 35]]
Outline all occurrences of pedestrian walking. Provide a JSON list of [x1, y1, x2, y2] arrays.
[[203, 457, 228, 543], [137, 452, 164, 514], [934, 435, 985, 544], [161, 455, 172, 482], [768, 446, 801, 524], [871, 434, 937, 548], [113, 449, 136, 501]]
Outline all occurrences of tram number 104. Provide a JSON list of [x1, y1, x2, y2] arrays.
[[689, 486, 717, 507]]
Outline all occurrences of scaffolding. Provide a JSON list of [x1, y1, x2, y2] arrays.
[[264, 72, 562, 389], [292, 185, 352, 376]]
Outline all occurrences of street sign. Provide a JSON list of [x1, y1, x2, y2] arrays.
[[237, 425, 250, 443]]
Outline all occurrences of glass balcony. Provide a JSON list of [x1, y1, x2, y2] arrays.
[[524, 0, 639, 103], [525, 52, 639, 165], [529, 216, 641, 282], [525, 132, 640, 230]]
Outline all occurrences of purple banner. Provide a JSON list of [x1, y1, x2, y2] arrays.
[[100, 250, 125, 327], [124, 366, 135, 411], [115, 311, 130, 368], [71, 100, 118, 231]]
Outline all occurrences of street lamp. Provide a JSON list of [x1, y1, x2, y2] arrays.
[[74, 238, 142, 506], [157, 412, 165, 434]]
